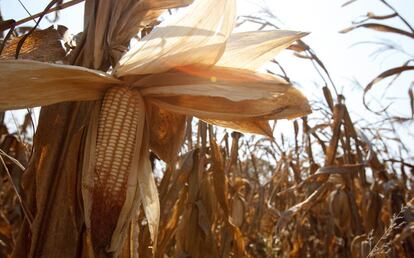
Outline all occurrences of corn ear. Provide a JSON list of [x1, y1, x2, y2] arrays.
[[90, 86, 144, 252]]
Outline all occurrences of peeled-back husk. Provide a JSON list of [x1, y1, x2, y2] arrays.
[[0, 60, 119, 111], [217, 30, 308, 70], [114, 0, 236, 76], [133, 66, 311, 121]]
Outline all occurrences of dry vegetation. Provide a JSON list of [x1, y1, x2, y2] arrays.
[[0, 0, 414, 257]]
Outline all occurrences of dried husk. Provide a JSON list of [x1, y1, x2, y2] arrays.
[[110, 0, 194, 50], [1, 0, 313, 257], [138, 66, 311, 121], [0, 60, 310, 137], [217, 30, 308, 70], [0, 60, 119, 111], [115, 0, 236, 76], [135, 128, 160, 253], [78, 0, 194, 69]]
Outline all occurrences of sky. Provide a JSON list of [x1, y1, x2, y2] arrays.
[[1, 0, 413, 158]]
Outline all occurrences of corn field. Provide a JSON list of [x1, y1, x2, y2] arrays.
[[0, 0, 413, 257]]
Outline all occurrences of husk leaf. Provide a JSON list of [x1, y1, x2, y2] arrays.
[[135, 66, 311, 120], [0, 60, 119, 111], [115, 0, 236, 76], [217, 30, 308, 70]]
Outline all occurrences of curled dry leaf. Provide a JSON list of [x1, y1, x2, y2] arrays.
[[364, 66, 414, 95], [363, 65, 414, 112], [276, 183, 330, 232], [340, 23, 414, 39], [366, 12, 398, 20]]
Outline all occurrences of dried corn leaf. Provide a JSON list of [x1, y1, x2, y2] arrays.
[[0, 60, 119, 111], [137, 129, 160, 251], [364, 66, 414, 95], [329, 188, 352, 231], [276, 183, 330, 232], [203, 119, 273, 138], [147, 103, 186, 163], [217, 30, 308, 70], [175, 151, 220, 258], [342, 0, 358, 7], [363, 65, 414, 112], [136, 66, 311, 120], [156, 183, 187, 255], [209, 132, 229, 215], [81, 102, 100, 244], [340, 23, 414, 39], [231, 194, 245, 227], [409, 86, 414, 118], [115, 0, 236, 76], [209, 132, 246, 257], [365, 12, 398, 20]]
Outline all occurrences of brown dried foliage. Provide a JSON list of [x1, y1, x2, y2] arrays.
[[0, 0, 413, 257]]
